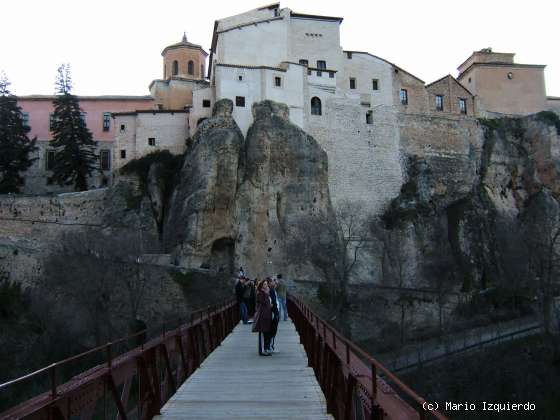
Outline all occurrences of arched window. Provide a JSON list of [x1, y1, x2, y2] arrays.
[[172, 60, 178, 76], [188, 60, 194, 75], [311, 97, 322, 116]]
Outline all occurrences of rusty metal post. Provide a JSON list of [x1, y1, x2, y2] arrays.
[[344, 374, 357, 420], [106, 343, 113, 369], [49, 363, 57, 399]]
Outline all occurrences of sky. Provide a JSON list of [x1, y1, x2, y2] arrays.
[[1, 0, 558, 97]]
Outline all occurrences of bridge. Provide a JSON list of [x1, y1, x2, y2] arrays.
[[0, 295, 447, 420]]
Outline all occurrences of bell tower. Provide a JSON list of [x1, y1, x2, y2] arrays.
[[162, 33, 208, 80]]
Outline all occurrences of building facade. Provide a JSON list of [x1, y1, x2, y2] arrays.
[[17, 95, 154, 193], [13, 4, 557, 196], [457, 48, 547, 116]]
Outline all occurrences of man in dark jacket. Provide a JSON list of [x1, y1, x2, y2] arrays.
[[235, 277, 249, 324]]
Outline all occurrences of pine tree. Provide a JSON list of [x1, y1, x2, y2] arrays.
[[49, 64, 97, 191], [0, 74, 37, 193]]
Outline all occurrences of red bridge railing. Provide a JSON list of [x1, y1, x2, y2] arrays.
[[288, 294, 448, 420], [0, 299, 239, 420]]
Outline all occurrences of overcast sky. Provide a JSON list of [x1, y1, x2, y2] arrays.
[[1, 0, 558, 97]]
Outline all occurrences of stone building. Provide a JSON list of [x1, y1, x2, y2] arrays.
[[426, 75, 475, 116], [13, 5, 558, 197], [17, 95, 154, 193], [149, 33, 209, 111], [456, 48, 547, 116]]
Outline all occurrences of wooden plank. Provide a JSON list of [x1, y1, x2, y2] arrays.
[[154, 321, 333, 419]]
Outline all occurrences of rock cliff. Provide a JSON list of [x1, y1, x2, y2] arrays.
[[164, 99, 338, 279]]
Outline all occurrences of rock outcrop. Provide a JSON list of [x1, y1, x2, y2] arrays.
[[164, 99, 338, 279], [382, 114, 560, 293]]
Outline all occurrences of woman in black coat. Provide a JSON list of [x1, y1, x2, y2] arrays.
[[252, 279, 273, 356]]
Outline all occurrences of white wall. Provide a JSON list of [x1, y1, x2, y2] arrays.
[[288, 17, 342, 72], [114, 113, 188, 170], [339, 52, 394, 108], [215, 18, 288, 69], [215, 64, 305, 134], [191, 87, 215, 131], [113, 115, 137, 170]]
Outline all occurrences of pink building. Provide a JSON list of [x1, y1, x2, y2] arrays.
[[18, 95, 154, 141], [17, 95, 155, 193]]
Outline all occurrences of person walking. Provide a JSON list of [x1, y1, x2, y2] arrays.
[[276, 274, 288, 321], [268, 278, 280, 352], [252, 279, 273, 356], [235, 277, 249, 324]]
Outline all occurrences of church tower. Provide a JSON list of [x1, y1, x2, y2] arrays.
[[150, 33, 210, 111], [162, 33, 208, 80]]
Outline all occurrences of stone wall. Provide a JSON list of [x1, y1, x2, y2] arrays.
[[307, 96, 403, 215]]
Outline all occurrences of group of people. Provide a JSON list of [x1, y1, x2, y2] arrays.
[[234, 268, 288, 356]]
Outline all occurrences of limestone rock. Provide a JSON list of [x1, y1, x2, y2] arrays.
[[235, 100, 336, 278], [163, 99, 244, 271], [147, 163, 164, 226], [164, 99, 338, 279]]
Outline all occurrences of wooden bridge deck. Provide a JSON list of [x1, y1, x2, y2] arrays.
[[155, 320, 333, 419]]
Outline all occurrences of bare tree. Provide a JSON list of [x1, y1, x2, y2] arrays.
[[371, 219, 417, 344], [288, 200, 370, 317], [523, 191, 560, 337], [43, 228, 154, 345]]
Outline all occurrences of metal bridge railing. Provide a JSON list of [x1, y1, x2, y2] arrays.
[[288, 294, 448, 420], [0, 299, 239, 420]]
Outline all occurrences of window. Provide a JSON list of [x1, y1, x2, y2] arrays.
[[400, 89, 408, 105], [46, 150, 56, 170], [311, 97, 322, 116], [366, 110, 373, 124], [274, 76, 282, 87], [203, 99, 211, 108], [307, 69, 312, 76], [316, 60, 326, 77], [329, 71, 335, 78], [350, 78, 356, 89], [435, 95, 444, 111], [148, 137, 156, 146], [459, 98, 467, 114], [372, 79, 379, 90], [188, 60, 194, 75], [235, 96, 245, 107], [102, 112, 111, 131], [22, 112, 29, 128], [80, 112, 87, 123], [238, 75, 243, 81], [100, 150, 111, 171], [172, 60, 178, 76], [49, 113, 56, 130], [120, 150, 127, 159], [120, 123, 126, 133], [346, 52, 352, 59], [299, 59, 308, 66], [201, 64, 204, 77]]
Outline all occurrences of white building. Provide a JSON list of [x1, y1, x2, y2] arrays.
[[196, 3, 417, 213]]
